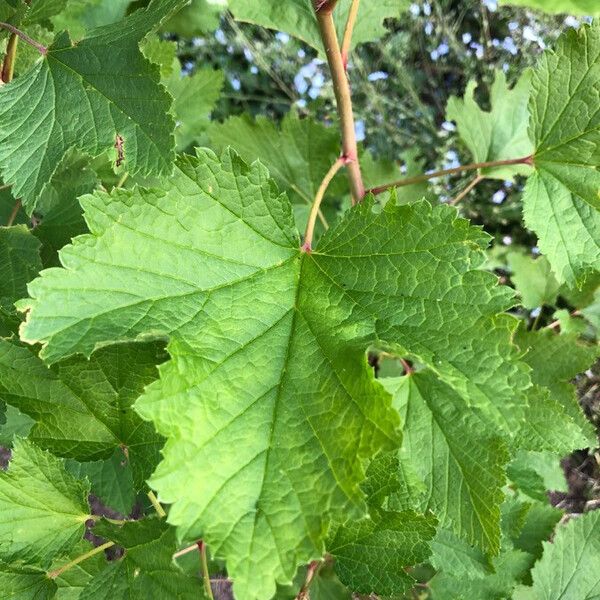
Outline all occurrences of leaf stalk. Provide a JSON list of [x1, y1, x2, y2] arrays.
[[367, 155, 533, 196], [0, 22, 47, 55], [198, 541, 214, 600], [303, 156, 346, 252], [341, 0, 360, 69], [48, 541, 114, 580]]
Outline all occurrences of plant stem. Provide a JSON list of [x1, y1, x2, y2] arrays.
[[546, 310, 581, 330], [295, 560, 321, 600], [1, 33, 18, 83], [115, 171, 129, 189], [367, 155, 533, 196], [531, 309, 543, 331], [314, 5, 364, 204], [303, 157, 346, 252], [0, 22, 47, 55], [198, 541, 214, 600], [449, 174, 483, 205], [48, 541, 114, 579], [6, 199, 21, 226], [147, 490, 167, 518], [341, 0, 360, 68]]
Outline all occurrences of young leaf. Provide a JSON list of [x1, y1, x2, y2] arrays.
[[447, 70, 533, 180], [0, 225, 42, 314], [507, 252, 561, 309], [521, 510, 600, 599], [0, 0, 188, 210], [19, 148, 530, 597], [499, 0, 600, 15], [386, 373, 508, 554], [0, 438, 90, 568], [0, 562, 57, 600], [327, 509, 436, 596], [524, 23, 600, 285], [208, 112, 343, 206], [0, 340, 165, 487], [79, 519, 207, 600], [228, 0, 408, 55], [168, 67, 224, 151]]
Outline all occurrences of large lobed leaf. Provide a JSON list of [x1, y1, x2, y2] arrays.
[[525, 22, 600, 285], [19, 148, 532, 598], [0, 0, 188, 210]]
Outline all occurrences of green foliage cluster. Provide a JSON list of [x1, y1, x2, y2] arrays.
[[0, 0, 599, 599]]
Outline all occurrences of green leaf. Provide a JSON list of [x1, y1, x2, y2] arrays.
[[582, 287, 600, 330], [25, 0, 68, 24], [67, 450, 136, 516], [228, 0, 408, 55], [508, 451, 567, 502], [0, 340, 165, 487], [447, 70, 533, 180], [521, 510, 600, 599], [0, 405, 33, 446], [515, 327, 598, 445], [0, 225, 42, 314], [208, 112, 344, 207], [168, 67, 224, 151], [51, 0, 131, 39], [0, 562, 57, 599], [429, 546, 532, 600], [499, 0, 600, 15], [507, 252, 561, 309], [327, 509, 436, 596], [524, 23, 600, 285], [386, 373, 508, 554], [32, 154, 98, 267], [0, 0, 188, 209], [430, 527, 493, 580], [19, 148, 530, 597], [0, 438, 90, 568], [80, 519, 207, 600], [162, 0, 225, 36], [513, 502, 561, 560]]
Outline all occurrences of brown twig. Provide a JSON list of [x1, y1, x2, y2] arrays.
[[449, 174, 483, 205], [314, 4, 364, 204], [295, 560, 321, 600]]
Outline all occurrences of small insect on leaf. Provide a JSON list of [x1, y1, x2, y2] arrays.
[[115, 135, 125, 168]]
